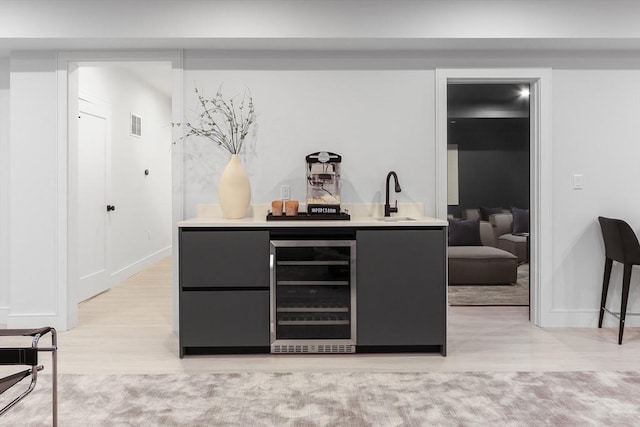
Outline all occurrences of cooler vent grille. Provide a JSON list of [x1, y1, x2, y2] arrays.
[[271, 344, 355, 354]]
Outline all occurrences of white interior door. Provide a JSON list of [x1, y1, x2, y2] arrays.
[[77, 98, 112, 302]]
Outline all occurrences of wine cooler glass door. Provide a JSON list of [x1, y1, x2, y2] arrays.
[[270, 240, 356, 353]]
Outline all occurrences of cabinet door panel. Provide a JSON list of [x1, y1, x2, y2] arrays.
[[180, 230, 269, 288], [180, 290, 269, 347], [356, 229, 446, 346]]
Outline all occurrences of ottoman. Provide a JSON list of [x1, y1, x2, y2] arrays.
[[448, 246, 518, 285], [498, 233, 528, 264]]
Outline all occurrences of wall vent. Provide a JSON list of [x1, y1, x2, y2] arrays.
[[130, 113, 142, 137]]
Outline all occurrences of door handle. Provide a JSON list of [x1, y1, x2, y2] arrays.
[[106, 205, 116, 212]]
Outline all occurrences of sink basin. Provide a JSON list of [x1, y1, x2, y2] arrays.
[[375, 217, 417, 222]]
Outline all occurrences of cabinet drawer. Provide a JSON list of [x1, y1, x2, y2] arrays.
[[180, 230, 269, 288], [180, 290, 269, 347]]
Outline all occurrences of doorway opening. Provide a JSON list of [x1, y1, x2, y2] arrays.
[[436, 68, 553, 326], [446, 83, 530, 307], [65, 59, 176, 329]]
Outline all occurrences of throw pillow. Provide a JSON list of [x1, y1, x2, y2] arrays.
[[479, 206, 505, 221], [512, 207, 530, 234], [448, 218, 482, 246]]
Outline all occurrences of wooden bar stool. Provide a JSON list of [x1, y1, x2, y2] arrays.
[[597, 217, 640, 344]]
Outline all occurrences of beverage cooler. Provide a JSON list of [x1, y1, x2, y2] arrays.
[[269, 239, 356, 353]]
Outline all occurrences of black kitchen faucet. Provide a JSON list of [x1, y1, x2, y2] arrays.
[[384, 171, 402, 217]]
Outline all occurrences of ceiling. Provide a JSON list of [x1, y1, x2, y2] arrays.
[[448, 84, 530, 119], [1, 0, 638, 56], [80, 61, 173, 99]]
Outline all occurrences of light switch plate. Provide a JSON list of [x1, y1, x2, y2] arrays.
[[573, 174, 583, 190]]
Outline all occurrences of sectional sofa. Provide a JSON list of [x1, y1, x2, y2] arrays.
[[463, 208, 529, 264], [447, 218, 518, 285]]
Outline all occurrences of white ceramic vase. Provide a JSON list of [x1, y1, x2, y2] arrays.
[[218, 154, 251, 219]]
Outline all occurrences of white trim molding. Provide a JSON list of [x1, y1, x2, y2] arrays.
[[435, 68, 552, 327]]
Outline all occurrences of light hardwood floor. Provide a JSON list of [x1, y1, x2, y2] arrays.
[[15, 257, 640, 375]]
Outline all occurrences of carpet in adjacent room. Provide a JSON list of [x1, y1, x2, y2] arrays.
[[448, 263, 529, 306]]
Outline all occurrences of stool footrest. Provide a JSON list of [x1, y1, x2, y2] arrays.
[[603, 307, 640, 319]]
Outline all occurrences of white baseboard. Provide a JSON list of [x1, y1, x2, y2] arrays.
[[541, 308, 640, 328], [110, 246, 172, 285], [6, 313, 62, 329]]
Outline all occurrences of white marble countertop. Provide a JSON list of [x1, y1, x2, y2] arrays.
[[179, 203, 448, 228]]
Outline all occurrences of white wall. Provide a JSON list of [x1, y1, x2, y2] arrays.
[[182, 64, 435, 218], [7, 51, 62, 327], [79, 65, 172, 282], [550, 70, 640, 327], [2, 48, 639, 330], [0, 57, 9, 324], [0, 1, 636, 332], [180, 52, 640, 329]]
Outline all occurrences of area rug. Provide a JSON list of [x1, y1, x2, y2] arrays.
[[448, 264, 529, 306], [3, 371, 640, 426]]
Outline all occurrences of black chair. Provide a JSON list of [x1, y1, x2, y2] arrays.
[[597, 217, 640, 344], [0, 327, 57, 425]]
